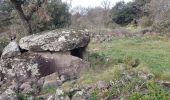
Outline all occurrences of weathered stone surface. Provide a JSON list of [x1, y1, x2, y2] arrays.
[[47, 95, 55, 100], [0, 29, 90, 97], [159, 81, 170, 88], [1, 41, 21, 59], [20, 82, 33, 94], [0, 88, 18, 100], [0, 52, 41, 95], [97, 81, 109, 90], [35, 53, 89, 80], [42, 73, 60, 89], [55, 88, 70, 100], [19, 29, 90, 52], [71, 90, 90, 100]]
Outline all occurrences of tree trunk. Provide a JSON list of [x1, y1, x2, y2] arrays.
[[10, 0, 33, 35]]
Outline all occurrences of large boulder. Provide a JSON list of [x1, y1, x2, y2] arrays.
[[0, 29, 90, 95], [19, 29, 90, 52], [35, 53, 89, 79]]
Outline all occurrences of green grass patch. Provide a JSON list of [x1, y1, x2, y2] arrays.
[[89, 36, 170, 80], [42, 86, 56, 94]]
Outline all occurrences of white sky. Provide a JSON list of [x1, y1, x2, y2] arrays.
[[63, 0, 133, 8]]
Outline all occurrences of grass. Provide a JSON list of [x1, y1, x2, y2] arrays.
[[89, 36, 170, 80]]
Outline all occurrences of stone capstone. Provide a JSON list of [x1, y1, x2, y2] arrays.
[[19, 29, 90, 52]]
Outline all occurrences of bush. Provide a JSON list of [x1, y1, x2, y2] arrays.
[[152, 20, 170, 34], [31, 3, 71, 33], [139, 16, 153, 27], [10, 2, 71, 35], [110, 0, 149, 25], [89, 52, 109, 70]]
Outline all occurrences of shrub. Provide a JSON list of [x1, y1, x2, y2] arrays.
[[139, 16, 153, 27], [152, 20, 170, 34], [89, 52, 109, 70]]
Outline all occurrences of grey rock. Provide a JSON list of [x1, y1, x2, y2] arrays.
[[47, 95, 55, 100], [60, 75, 68, 83], [160, 81, 170, 88], [19, 29, 90, 52], [35, 53, 89, 80], [1, 88, 18, 100], [43, 73, 60, 89], [43, 81, 57, 89], [27, 96, 35, 100], [20, 82, 33, 94], [38, 77, 45, 89], [56, 80, 63, 86], [55, 88, 70, 100], [72, 90, 90, 100], [97, 81, 109, 90], [138, 71, 148, 80], [0, 94, 12, 100], [1, 41, 21, 59]]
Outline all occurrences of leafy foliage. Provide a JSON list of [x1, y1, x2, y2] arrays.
[[47, 2, 71, 28], [110, 0, 150, 25], [10, 0, 71, 34], [0, 1, 13, 27]]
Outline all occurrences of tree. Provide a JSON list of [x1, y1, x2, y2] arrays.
[[110, 1, 135, 25], [110, 0, 150, 25], [9, 0, 71, 35], [0, 0, 13, 27], [10, 0, 47, 35], [101, 0, 111, 10], [47, 2, 71, 28], [148, 0, 170, 33], [148, 0, 170, 23]]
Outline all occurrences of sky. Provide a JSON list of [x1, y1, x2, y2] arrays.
[[62, 0, 133, 8]]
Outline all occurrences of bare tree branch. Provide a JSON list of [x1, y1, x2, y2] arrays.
[[101, 0, 111, 10]]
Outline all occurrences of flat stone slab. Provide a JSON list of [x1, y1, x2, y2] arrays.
[[19, 29, 90, 52]]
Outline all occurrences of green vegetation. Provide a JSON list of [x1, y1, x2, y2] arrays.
[[110, 0, 149, 25], [83, 45, 170, 99], [130, 81, 170, 100], [42, 86, 56, 94], [90, 78, 170, 100], [89, 36, 170, 80]]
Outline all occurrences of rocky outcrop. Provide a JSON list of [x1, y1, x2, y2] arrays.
[[0, 29, 90, 98]]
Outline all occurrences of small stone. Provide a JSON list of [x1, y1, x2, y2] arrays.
[[138, 71, 148, 80], [20, 82, 33, 94], [60, 75, 68, 83], [27, 96, 35, 100], [161, 81, 170, 88], [47, 95, 55, 100], [56, 80, 63, 86], [97, 81, 109, 90], [71, 90, 90, 100], [43, 81, 57, 89]]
